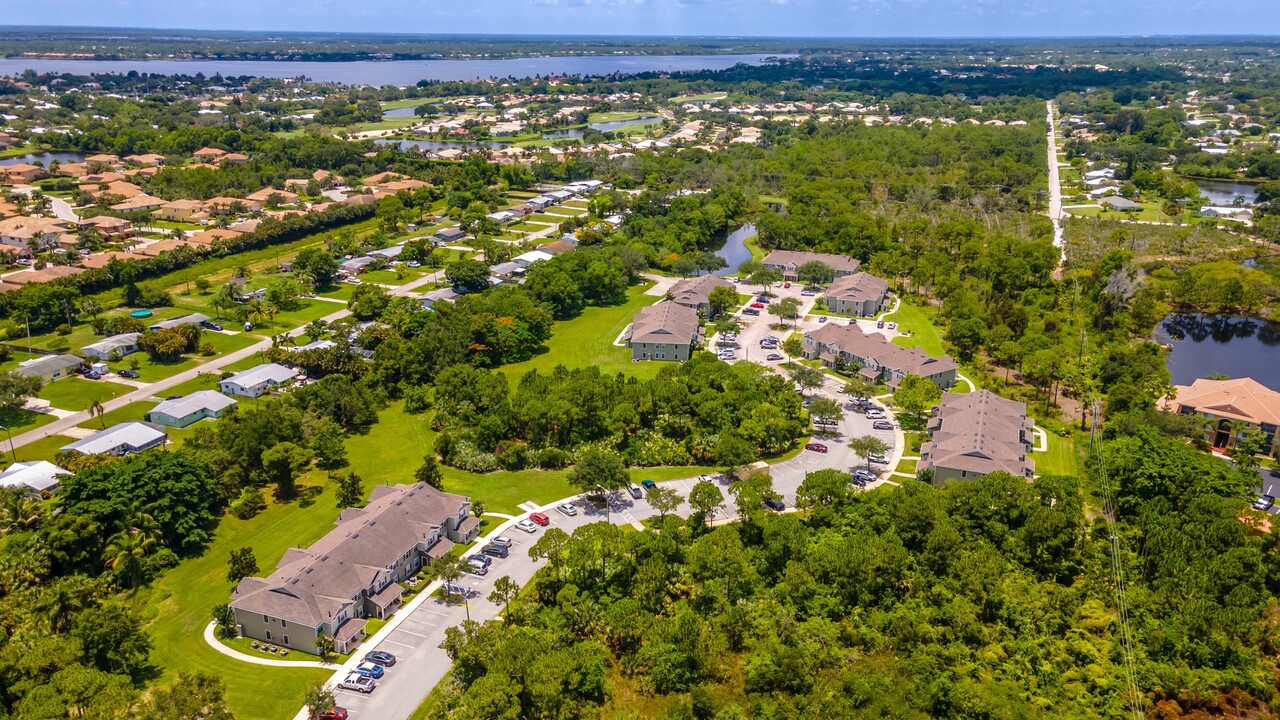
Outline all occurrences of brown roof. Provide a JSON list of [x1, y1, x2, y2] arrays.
[[805, 323, 957, 379], [1162, 377, 1280, 426], [667, 274, 734, 309], [540, 240, 576, 255], [80, 251, 145, 269], [628, 301, 702, 346], [826, 272, 889, 304], [134, 239, 192, 256], [762, 249, 861, 275], [188, 228, 243, 245], [246, 188, 298, 204], [2, 265, 85, 285], [193, 147, 226, 157], [919, 390, 1034, 479]]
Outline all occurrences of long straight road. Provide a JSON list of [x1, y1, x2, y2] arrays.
[[9, 269, 447, 452], [1045, 100, 1066, 266]]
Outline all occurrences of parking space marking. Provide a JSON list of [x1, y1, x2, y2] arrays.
[[392, 628, 432, 639], [380, 638, 416, 649]]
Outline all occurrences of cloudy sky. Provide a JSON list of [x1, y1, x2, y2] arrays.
[[10, 0, 1280, 37]]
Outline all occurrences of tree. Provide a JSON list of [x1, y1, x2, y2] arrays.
[[88, 398, 106, 429], [446, 259, 491, 293], [293, 247, 340, 287], [104, 528, 155, 588], [428, 555, 472, 621], [79, 296, 104, 320], [749, 267, 781, 292], [715, 433, 755, 477], [307, 417, 348, 470], [415, 454, 444, 489], [135, 672, 235, 720], [782, 335, 804, 358], [807, 397, 844, 432], [688, 480, 725, 526], [795, 261, 836, 286], [568, 447, 629, 493], [0, 371, 44, 415], [488, 575, 520, 625], [211, 603, 237, 639], [335, 472, 365, 508], [767, 297, 801, 327], [304, 682, 338, 719], [227, 546, 259, 583], [648, 485, 683, 520], [72, 602, 153, 680], [304, 319, 328, 342], [348, 283, 391, 320], [315, 636, 336, 664], [848, 435, 890, 470], [894, 374, 942, 424], [261, 441, 314, 500], [843, 377, 876, 402], [707, 286, 738, 318], [788, 364, 826, 396]]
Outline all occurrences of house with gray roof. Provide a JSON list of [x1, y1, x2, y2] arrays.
[[804, 323, 957, 390], [825, 272, 890, 317], [61, 422, 167, 456], [219, 363, 296, 398], [918, 390, 1035, 484], [0, 460, 70, 495], [146, 390, 237, 428], [82, 332, 141, 361], [434, 227, 464, 242], [667, 274, 735, 314], [626, 301, 703, 362], [340, 256, 377, 274], [229, 482, 480, 655], [762, 250, 861, 282], [148, 313, 209, 331], [14, 354, 82, 382]]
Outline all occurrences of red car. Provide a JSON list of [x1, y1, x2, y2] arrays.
[[805, 443, 828, 453], [319, 709, 348, 720], [784, 282, 791, 288], [750, 302, 765, 309], [529, 512, 550, 526]]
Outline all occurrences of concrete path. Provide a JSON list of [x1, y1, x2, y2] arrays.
[[202, 622, 330, 669], [1045, 100, 1066, 266]]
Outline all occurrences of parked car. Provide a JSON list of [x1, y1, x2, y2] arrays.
[[886, 322, 898, 330], [628, 483, 643, 499], [756, 296, 770, 304], [529, 512, 550, 526], [345, 277, 362, 285], [200, 320, 223, 331], [805, 443, 829, 453], [466, 559, 489, 576], [363, 650, 396, 667], [819, 316, 828, 323], [763, 497, 786, 512], [742, 308, 760, 316], [406, 260, 421, 268], [864, 409, 886, 419], [750, 302, 765, 309], [516, 519, 539, 533], [355, 662, 384, 679], [489, 536, 513, 548], [470, 553, 492, 567], [556, 502, 578, 516], [338, 674, 375, 693], [849, 476, 867, 488], [766, 353, 784, 361], [641, 479, 658, 491], [784, 282, 792, 288], [801, 289, 816, 296], [442, 582, 474, 597], [118, 369, 139, 379], [86, 371, 101, 380], [318, 708, 349, 720], [876, 320, 885, 328], [1253, 495, 1275, 511], [872, 420, 895, 431], [853, 469, 877, 482], [868, 453, 888, 464], [482, 543, 510, 558]]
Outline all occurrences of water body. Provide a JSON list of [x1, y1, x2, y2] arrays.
[[0, 54, 780, 84], [375, 138, 503, 152], [0, 151, 87, 166], [1194, 179, 1260, 206], [1155, 313, 1280, 391], [382, 106, 418, 119], [542, 116, 663, 139], [710, 223, 757, 276]]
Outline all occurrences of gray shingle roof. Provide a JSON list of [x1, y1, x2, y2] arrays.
[[149, 390, 237, 420], [14, 354, 82, 378], [61, 422, 166, 455]]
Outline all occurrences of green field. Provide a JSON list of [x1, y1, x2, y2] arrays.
[[883, 301, 949, 357], [38, 378, 134, 411], [1035, 431, 1082, 477], [76, 400, 154, 430]]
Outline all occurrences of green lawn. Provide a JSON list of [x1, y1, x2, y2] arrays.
[[895, 458, 918, 475], [38, 378, 134, 412], [76, 401, 154, 430], [884, 301, 949, 357], [500, 283, 664, 382], [158, 371, 224, 399], [360, 268, 425, 286], [11, 434, 78, 464], [1035, 431, 1082, 477], [0, 406, 58, 434]]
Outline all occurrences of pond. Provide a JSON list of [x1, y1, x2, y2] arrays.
[[0, 151, 88, 166], [374, 138, 503, 152], [1193, 179, 1259, 206], [710, 223, 757, 276], [382, 107, 418, 119], [1155, 313, 1280, 391], [541, 116, 663, 139]]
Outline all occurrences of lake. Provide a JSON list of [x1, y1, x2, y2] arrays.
[[542, 116, 663, 139], [382, 107, 418, 119], [711, 223, 757, 276], [0, 151, 88, 166], [0, 54, 780, 85], [1156, 313, 1280, 391], [1194, 179, 1260, 206]]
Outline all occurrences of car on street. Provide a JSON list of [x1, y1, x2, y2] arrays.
[[1253, 495, 1275, 511], [556, 502, 578, 516], [118, 369, 140, 378], [750, 302, 765, 309], [805, 443, 828, 453], [490, 536, 513, 548], [516, 519, 539, 533], [763, 497, 786, 511], [627, 483, 643, 499], [766, 353, 784, 361], [641, 479, 658, 491], [756, 296, 770, 304], [742, 308, 760, 316], [819, 316, 827, 323], [363, 651, 396, 667], [872, 420, 895, 430], [868, 453, 888, 464], [876, 320, 885, 328], [318, 708, 349, 720], [338, 674, 376, 693], [200, 320, 223, 331], [529, 512, 550, 526], [355, 662, 384, 679], [482, 543, 510, 558]]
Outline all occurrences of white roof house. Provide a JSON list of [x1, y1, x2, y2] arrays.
[[146, 390, 238, 428], [219, 363, 296, 398], [82, 332, 141, 360], [512, 250, 553, 267], [61, 422, 167, 456], [149, 313, 209, 331], [15, 354, 83, 381], [0, 460, 71, 495]]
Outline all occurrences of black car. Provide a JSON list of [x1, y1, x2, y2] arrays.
[[200, 320, 224, 331], [849, 476, 867, 488], [165, 395, 183, 400], [118, 369, 140, 379], [363, 650, 397, 667], [763, 497, 785, 512], [481, 544, 509, 558], [1252, 495, 1275, 511]]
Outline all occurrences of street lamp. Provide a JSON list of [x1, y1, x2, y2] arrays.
[[596, 484, 611, 524], [0, 425, 14, 463]]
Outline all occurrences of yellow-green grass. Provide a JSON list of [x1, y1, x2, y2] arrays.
[[0, 406, 58, 433], [671, 92, 727, 103], [1035, 432, 1082, 477], [360, 268, 426, 286], [38, 378, 134, 412], [380, 97, 444, 111], [10, 434, 77, 463], [883, 301, 948, 358], [162, 371, 225, 398], [347, 116, 421, 133], [500, 283, 664, 382], [895, 458, 918, 475], [76, 400, 154, 430], [0, 350, 43, 373]]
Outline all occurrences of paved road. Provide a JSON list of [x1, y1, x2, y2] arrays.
[[1045, 100, 1066, 265], [8, 270, 447, 452]]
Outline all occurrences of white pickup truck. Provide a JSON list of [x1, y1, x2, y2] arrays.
[[338, 673, 375, 693]]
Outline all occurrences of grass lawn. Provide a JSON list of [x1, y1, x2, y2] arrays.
[[76, 400, 154, 430], [671, 92, 727, 103], [509, 221, 554, 233], [38, 378, 134, 412], [12, 434, 78, 463], [895, 458, 918, 475], [500, 283, 664, 382], [0, 406, 58, 434], [360, 268, 425, 286], [884, 301, 949, 357], [122, 354, 199, 382], [316, 284, 356, 302], [1036, 431, 1082, 477], [162, 371, 225, 398]]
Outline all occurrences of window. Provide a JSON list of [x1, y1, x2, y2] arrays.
[[263, 614, 269, 623], [283, 635, 289, 646], [265, 630, 272, 641], [281, 620, 287, 629]]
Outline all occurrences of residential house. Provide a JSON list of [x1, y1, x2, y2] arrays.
[[229, 482, 481, 654], [539, 239, 577, 255], [420, 287, 459, 309], [220, 153, 250, 166], [761, 250, 861, 282], [824, 272, 890, 316], [527, 196, 554, 210], [340, 256, 377, 275], [512, 250, 553, 267], [803, 323, 957, 390], [80, 251, 145, 270], [148, 313, 208, 331], [187, 228, 242, 246], [156, 199, 205, 222], [76, 215, 134, 239], [368, 245, 404, 261], [918, 390, 1036, 484], [14, 354, 82, 382], [1160, 377, 1280, 458], [0, 460, 71, 496], [61, 422, 167, 456], [125, 153, 166, 167], [0, 216, 72, 251], [435, 227, 464, 243], [1200, 206, 1255, 222], [146, 390, 238, 428], [82, 332, 141, 361], [110, 195, 166, 213], [3, 164, 43, 184], [193, 147, 227, 163], [219, 363, 296, 398], [206, 197, 262, 215], [2, 265, 85, 284], [626, 301, 703, 362], [247, 188, 299, 206], [667, 274, 734, 314], [1101, 197, 1141, 212]]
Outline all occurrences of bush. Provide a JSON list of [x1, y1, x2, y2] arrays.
[[537, 447, 572, 469], [55, 323, 72, 336], [402, 385, 433, 414], [200, 342, 217, 356], [496, 441, 533, 470], [449, 440, 499, 473], [48, 337, 70, 352], [230, 487, 266, 520]]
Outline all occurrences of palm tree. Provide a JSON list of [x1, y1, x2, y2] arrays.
[[246, 298, 272, 327], [105, 529, 156, 589], [272, 333, 296, 349], [88, 398, 106, 428]]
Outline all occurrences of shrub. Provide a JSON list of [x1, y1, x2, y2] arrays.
[[55, 323, 73, 336], [449, 440, 499, 473], [230, 487, 266, 520], [537, 447, 572, 469], [200, 342, 217, 356]]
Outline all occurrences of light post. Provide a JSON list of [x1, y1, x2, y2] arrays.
[[0, 425, 14, 463], [596, 484, 611, 524]]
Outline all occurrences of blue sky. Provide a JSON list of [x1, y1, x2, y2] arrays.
[[10, 0, 1280, 37]]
